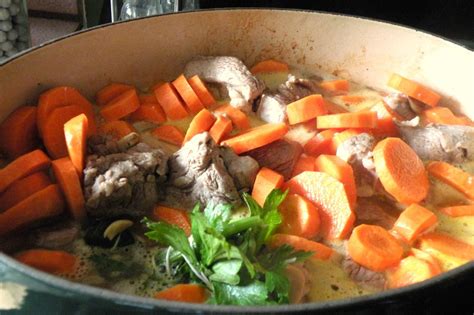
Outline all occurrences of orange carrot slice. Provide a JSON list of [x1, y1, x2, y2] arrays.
[[286, 171, 355, 239], [37, 86, 96, 135], [0, 184, 65, 236], [0, 149, 50, 193], [421, 107, 463, 126], [287, 94, 327, 125], [152, 206, 191, 236], [15, 249, 77, 275], [392, 204, 437, 243], [269, 234, 333, 260], [155, 284, 207, 303], [252, 167, 284, 207], [0, 106, 38, 159], [417, 232, 474, 261], [154, 83, 189, 120], [348, 224, 404, 272], [64, 113, 88, 175], [427, 161, 474, 201], [409, 248, 442, 277], [314, 155, 357, 209], [152, 125, 184, 146], [183, 109, 216, 143], [130, 103, 167, 124], [214, 104, 250, 130], [388, 74, 441, 107], [373, 138, 429, 204], [339, 95, 365, 104], [278, 193, 320, 239], [386, 255, 441, 289], [319, 79, 349, 92], [187, 75, 216, 107], [172, 74, 205, 113], [52, 157, 86, 221], [303, 130, 337, 156], [221, 123, 288, 155], [250, 59, 289, 74], [439, 205, 474, 217], [317, 111, 377, 129], [150, 81, 166, 93], [100, 89, 140, 121], [209, 115, 233, 144], [0, 172, 51, 212], [455, 116, 474, 126], [99, 120, 136, 140], [42, 105, 85, 159], [95, 83, 135, 106], [291, 154, 316, 178], [324, 99, 349, 114], [371, 101, 399, 137], [139, 93, 158, 104]]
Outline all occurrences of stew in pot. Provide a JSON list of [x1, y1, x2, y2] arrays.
[[0, 56, 473, 305]]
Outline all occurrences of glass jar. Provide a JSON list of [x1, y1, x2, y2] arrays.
[[0, 0, 30, 62], [119, 0, 197, 21]]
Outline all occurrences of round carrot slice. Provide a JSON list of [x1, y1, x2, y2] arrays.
[[386, 255, 440, 289], [155, 284, 207, 303], [373, 137, 429, 204], [37, 86, 96, 135], [348, 224, 404, 272], [15, 249, 77, 275], [42, 105, 84, 159], [0, 106, 38, 159]]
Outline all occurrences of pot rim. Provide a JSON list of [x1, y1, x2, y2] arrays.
[[1, 251, 473, 313], [0, 8, 473, 312]]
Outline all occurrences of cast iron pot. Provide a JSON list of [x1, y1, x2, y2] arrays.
[[0, 9, 473, 314]]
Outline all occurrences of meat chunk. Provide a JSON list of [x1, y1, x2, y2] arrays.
[[355, 197, 398, 229], [342, 256, 386, 290], [382, 93, 417, 120], [88, 133, 140, 156], [256, 92, 288, 123], [184, 56, 265, 112], [285, 264, 311, 304], [246, 139, 302, 180], [30, 220, 80, 249], [398, 124, 474, 163], [220, 147, 259, 191], [84, 142, 169, 218], [256, 75, 323, 123], [336, 133, 377, 197], [165, 132, 246, 209]]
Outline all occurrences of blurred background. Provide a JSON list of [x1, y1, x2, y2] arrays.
[[0, 0, 471, 62]]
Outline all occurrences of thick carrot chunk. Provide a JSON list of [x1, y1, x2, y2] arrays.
[[278, 194, 320, 239], [252, 167, 284, 207], [286, 171, 354, 239]]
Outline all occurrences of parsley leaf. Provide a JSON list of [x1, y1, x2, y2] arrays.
[[143, 189, 312, 305], [211, 280, 269, 306]]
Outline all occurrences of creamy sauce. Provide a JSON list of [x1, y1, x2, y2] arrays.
[[8, 66, 473, 304], [306, 258, 374, 301]]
